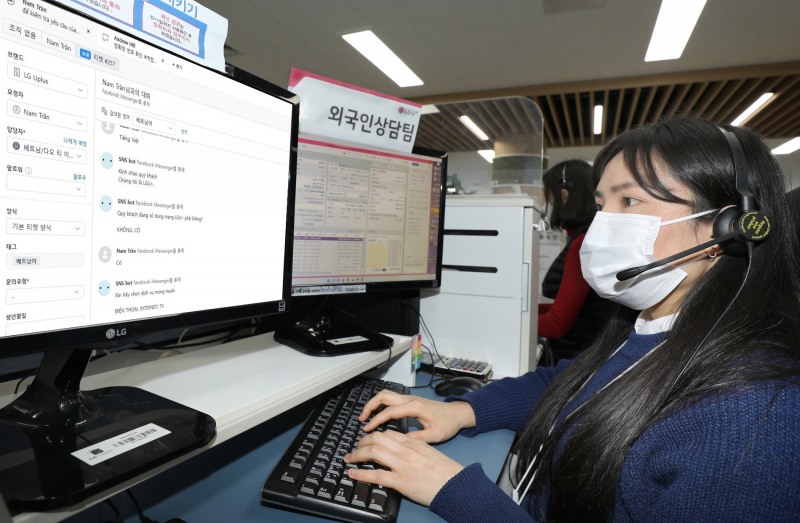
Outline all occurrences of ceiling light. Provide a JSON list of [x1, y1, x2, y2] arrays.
[[593, 105, 604, 135], [731, 92, 775, 126], [459, 115, 490, 141], [420, 104, 439, 115], [342, 30, 423, 87], [772, 137, 800, 155], [645, 0, 707, 62], [477, 150, 495, 163]]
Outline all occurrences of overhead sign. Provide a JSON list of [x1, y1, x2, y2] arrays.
[[54, 0, 228, 71], [288, 68, 421, 153]]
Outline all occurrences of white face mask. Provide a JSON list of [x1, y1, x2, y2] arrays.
[[579, 209, 716, 310]]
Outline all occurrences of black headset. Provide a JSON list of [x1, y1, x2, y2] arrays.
[[711, 129, 771, 256]]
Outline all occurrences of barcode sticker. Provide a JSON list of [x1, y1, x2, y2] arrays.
[[326, 335, 369, 345], [71, 423, 171, 466]]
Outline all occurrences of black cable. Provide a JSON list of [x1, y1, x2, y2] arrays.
[[665, 245, 753, 404], [401, 300, 460, 380], [13, 373, 34, 394], [102, 499, 123, 523], [402, 301, 438, 358], [126, 489, 154, 523], [369, 339, 394, 371], [409, 344, 441, 389], [328, 303, 394, 369]]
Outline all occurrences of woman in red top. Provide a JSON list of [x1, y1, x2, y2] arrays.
[[539, 160, 622, 363]]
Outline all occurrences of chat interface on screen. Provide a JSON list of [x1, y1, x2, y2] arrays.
[[292, 137, 442, 291], [2, 1, 293, 337]]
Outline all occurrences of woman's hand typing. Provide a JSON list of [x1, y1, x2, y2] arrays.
[[344, 429, 464, 507], [358, 390, 476, 443]]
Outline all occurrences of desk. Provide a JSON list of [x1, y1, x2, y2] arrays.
[[63, 384, 515, 523], [4, 332, 415, 522]]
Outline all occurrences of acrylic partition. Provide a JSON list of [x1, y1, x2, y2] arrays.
[[414, 96, 545, 201], [414, 96, 562, 302], [415, 97, 552, 376]]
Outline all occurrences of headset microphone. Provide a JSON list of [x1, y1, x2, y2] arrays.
[[616, 231, 739, 281]]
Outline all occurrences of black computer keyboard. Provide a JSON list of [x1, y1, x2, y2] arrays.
[[261, 376, 409, 523]]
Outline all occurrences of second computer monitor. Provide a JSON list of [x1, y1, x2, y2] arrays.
[[292, 136, 446, 293], [275, 136, 447, 355]]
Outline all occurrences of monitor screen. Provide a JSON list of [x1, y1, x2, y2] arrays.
[[291, 136, 446, 294], [1, 2, 296, 355], [274, 136, 446, 356], [0, 0, 297, 513]]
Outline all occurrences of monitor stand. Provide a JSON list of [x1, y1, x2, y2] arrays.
[[274, 295, 394, 356], [0, 348, 215, 514]]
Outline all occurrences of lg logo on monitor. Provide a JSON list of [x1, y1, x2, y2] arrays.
[[105, 328, 128, 339]]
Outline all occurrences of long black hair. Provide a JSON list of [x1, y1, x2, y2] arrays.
[[542, 160, 595, 230], [514, 116, 800, 521]]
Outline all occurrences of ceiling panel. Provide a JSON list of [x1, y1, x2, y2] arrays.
[[413, 64, 800, 152], [196, 0, 800, 162]]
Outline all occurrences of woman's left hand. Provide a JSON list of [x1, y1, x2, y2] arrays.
[[343, 429, 464, 507]]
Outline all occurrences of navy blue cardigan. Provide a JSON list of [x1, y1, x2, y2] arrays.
[[430, 330, 800, 522]]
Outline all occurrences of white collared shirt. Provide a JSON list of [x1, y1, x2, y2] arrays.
[[634, 312, 677, 335]]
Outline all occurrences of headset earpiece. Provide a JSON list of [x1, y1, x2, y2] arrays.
[[712, 207, 748, 256], [712, 207, 771, 256], [711, 130, 771, 256]]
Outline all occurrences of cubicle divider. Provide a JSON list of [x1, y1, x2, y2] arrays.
[[420, 195, 541, 379], [415, 96, 545, 378]]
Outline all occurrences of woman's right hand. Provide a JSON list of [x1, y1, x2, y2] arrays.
[[359, 390, 476, 443]]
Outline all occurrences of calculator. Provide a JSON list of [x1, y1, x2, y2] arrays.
[[419, 353, 492, 381]]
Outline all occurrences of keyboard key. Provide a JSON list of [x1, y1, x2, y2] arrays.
[[280, 468, 301, 484], [369, 488, 389, 512], [334, 482, 354, 503], [350, 481, 370, 507], [316, 483, 334, 499]]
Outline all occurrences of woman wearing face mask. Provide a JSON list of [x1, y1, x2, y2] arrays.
[[538, 160, 625, 364], [344, 117, 800, 522]]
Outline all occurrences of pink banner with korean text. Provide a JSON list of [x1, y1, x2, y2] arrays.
[[288, 68, 421, 153]]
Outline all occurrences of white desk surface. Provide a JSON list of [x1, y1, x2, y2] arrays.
[[66, 383, 515, 523], [4, 332, 411, 523]]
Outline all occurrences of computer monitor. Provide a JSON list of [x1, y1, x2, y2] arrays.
[[274, 136, 446, 355], [0, 0, 298, 513]]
